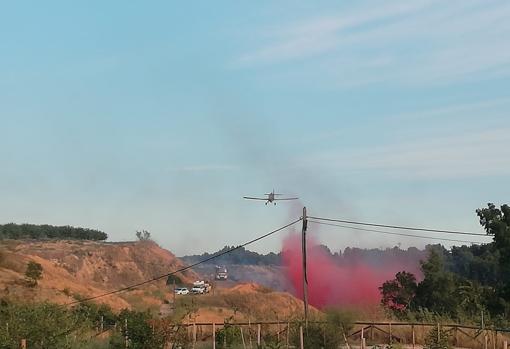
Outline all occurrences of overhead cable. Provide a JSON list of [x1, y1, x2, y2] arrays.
[[307, 215, 486, 236], [308, 220, 489, 244]]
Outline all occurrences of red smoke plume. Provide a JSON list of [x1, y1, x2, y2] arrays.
[[281, 233, 422, 309]]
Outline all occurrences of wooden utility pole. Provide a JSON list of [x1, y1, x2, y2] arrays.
[[301, 207, 309, 329]]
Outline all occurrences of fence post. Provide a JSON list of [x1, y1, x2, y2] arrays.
[[193, 322, 197, 349], [361, 327, 365, 349], [412, 324, 415, 349], [300, 325, 304, 349], [249, 318, 252, 349], [257, 323, 261, 346], [21, 339, 27, 349], [323, 323, 326, 348], [287, 322, 290, 349], [212, 323, 216, 349], [437, 323, 440, 343], [240, 326, 246, 349], [389, 322, 392, 344]]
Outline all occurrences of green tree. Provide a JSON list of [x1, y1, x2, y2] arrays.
[[114, 309, 163, 349], [413, 250, 462, 317], [380, 271, 418, 315], [25, 261, 43, 286], [476, 203, 510, 300]]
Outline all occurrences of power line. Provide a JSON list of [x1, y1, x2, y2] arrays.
[[67, 218, 301, 305], [308, 215, 487, 237], [308, 220, 490, 244]]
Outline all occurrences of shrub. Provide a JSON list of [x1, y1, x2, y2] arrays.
[[24, 261, 43, 287], [424, 325, 451, 349], [215, 325, 243, 347]]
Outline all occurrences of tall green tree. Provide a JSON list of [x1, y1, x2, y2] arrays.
[[413, 250, 461, 316], [476, 203, 510, 300], [380, 271, 418, 314]]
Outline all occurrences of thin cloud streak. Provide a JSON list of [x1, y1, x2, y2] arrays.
[[236, 0, 510, 86], [305, 129, 510, 179], [172, 165, 238, 172]]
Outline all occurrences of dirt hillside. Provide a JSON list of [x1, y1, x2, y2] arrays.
[[181, 282, 315, 323], [0, 240, 196, 310], [0, 240, 311, 322]]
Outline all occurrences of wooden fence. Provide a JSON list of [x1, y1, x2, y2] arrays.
[[169, 321, 510, 349]]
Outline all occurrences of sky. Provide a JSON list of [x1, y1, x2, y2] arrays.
[[1, 1, 509, 256]]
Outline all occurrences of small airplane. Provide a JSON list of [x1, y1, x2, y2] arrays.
[[243, 190, 298, 205]]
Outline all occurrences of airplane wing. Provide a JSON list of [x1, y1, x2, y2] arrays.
[[243, 196, 268, 200], [274, 197, 299, 201]]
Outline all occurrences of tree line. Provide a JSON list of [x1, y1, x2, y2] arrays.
[[380, 203, 510, 326], [0, 223, 107, 241], [181, 245, 281, 266], [181, 244, 428, 267]]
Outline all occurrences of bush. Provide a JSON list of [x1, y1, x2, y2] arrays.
[[288, 309, 355, 349], [215, 325, 242, 347], [424, 325, 451, 349], [25, 261, 43, 286], [0, 301, 89, 348]]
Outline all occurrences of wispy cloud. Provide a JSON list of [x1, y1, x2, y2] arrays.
[[173, 165, 238, 172], [236, 0, 510, 86], [306, 129, 510, 179]]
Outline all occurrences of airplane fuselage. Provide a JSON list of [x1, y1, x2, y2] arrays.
[[266, 192, 276, 205]]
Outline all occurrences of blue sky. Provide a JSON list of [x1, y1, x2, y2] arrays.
[[1, 1, 509, 255]]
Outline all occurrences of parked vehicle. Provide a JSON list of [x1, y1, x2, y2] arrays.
[[192, 280, 212, 293], [215, 265, 228, 280], [190, 285, 205, 294], [174, 287, 189, 295]]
